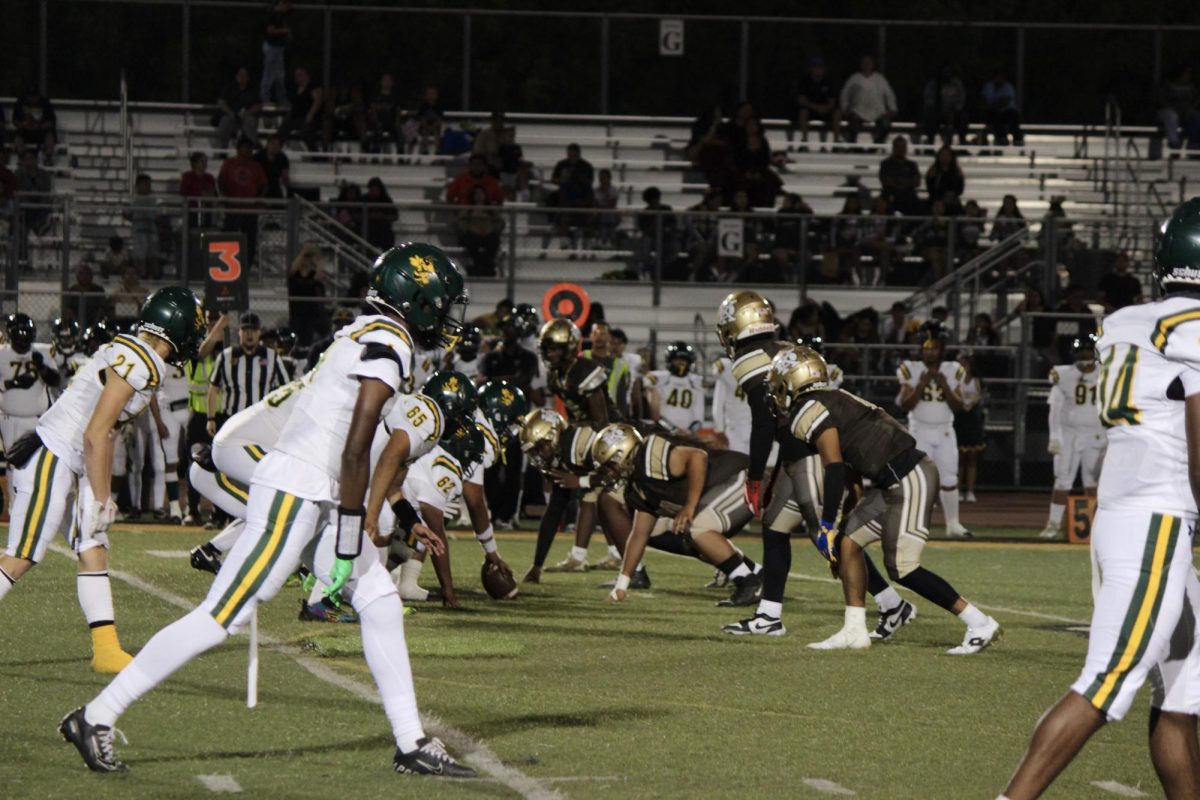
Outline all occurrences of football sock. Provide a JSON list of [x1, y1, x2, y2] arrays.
[[399, 559, 424, 588], [607, 545, 621, 561], [843, 605, 867, 631], [756, 599, 783, 619], [87, 608, 229, 727], [957, 603, 989, 629], [358, 595, 425, 753], [940, 488, 960, 527], [1048, 502, 1065, 526], [169, 499, 183, 518], [760, 528, 792, 604], [77, 571, 115, 626], [896, 567, 960, 612], [873, 586, 904, 612], [568, 545, 588, 562], [864, 553, 891, 598], [647, 532, 692, 555], [533, 487, 570, 567], [166, 472, 180, 503], [208, 519, 246, 553], [716, 554, 743, 577], [0, 566, 14, 603], [742, 555, 759, 573]]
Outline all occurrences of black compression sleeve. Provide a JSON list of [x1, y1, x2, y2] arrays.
[[534, 484, 572, 567], [746, 383, 775, 482], [820, 462, 846, 525]]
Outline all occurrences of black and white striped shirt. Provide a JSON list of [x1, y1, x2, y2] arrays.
[[210, 345, 288, 415]]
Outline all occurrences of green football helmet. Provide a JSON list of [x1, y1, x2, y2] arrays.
[[138, 287, 206, 364], [366, 242, 468, 349], [421, 370, 479, 424], [478, 380, 529, 445], [441, 421, 486, 479], [1155, 198, 1200, 291], [511, 303, 540, 339]]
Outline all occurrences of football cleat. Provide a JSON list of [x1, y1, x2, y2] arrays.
[[545, 555, 588, 572], [1038, 523, 1061, 539], [946, 523, 974, 539], [298, 598, 359, 624], [722, 613, 786, 637], [704, 569, 728, 589], [592, 555, 622, 571], [59, 707, 128, 772], [807, 626, 871, 650], [188, 543, 222, 575], [870, 600, 917, 641], [630, 567, 651, 590], [716, 573, 762, 607], [964, 492, 978, 503], [947, 616, 1002, 655], [393, 737, 476, 778]]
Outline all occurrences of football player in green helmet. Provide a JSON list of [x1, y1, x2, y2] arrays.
[[477, 380, 529, 447], [421, 370, 479, 435], [367, 242, 469, 350]]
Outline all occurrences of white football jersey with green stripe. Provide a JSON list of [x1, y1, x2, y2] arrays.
[[403, 446, 465, 513], [467, 411, 500, 487], [374, 393, 445, 470], [1096, 296, 1200, 516], [36, 335, 163, 475], [645, 370, 706, 433]]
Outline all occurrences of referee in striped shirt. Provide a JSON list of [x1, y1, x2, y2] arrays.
[[205, 312, 288, 436]]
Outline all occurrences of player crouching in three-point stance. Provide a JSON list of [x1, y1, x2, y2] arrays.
[[0, 287, 205, 673], [768, 343, 1000, 653], [1002, 201, 1200, 800], [61, 243, 476, 778]]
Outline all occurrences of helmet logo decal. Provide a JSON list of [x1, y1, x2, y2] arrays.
[[773, 348, 800, 375], [599, 426, 626, 455], [717, 302, 736, 325], [445, 375, 461, 393], [409, 254, 436, 285], [500, 387, 515, 405]]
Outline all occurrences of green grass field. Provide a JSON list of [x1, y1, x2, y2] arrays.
[[0, 525, 1189, 799]]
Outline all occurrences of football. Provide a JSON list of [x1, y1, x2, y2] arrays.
[[481, 560, 519, 600]]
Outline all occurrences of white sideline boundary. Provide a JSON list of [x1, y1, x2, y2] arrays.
[[49, 545, 561, 800]]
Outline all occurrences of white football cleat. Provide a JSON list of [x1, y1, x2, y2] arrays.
[[722, 613, 786, 637], [947, 616, 1001, 655], [964, 492, 978, 503], [1038, 523, 1061, 539], [545, 555, 588, 572], [946, 522, 974, 539], [807, 626, 871, 650]]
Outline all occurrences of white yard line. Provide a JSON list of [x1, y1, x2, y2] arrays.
[[1090, 781, 1148, 797], [195, 774, 243, 793], [50, 544, 560, 800], [145, 550, 190, 559], [801, 777, 857, 795]]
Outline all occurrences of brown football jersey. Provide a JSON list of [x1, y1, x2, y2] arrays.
[[547, 356, 619, 423], [625, 433, 749, 517], [785, 388, 915, 481]]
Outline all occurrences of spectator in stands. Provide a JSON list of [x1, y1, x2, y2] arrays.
[[323, 81, 368, 151], [921, 64, 968, 146], [446, 153, 504, 205], [497, 126, 524, 198], [12, 90, 57, 163], [956, 199, 987, 259], [687, 104, 735, 190], [255, 133, 290, 198], [456, 185, 503, 277], [260, 0, 291, 104], [967, 312, 1002, 378], [788, 302, 825, 340], [511, 159, 540, 203], [1097, 251, 1143, 311], [415, 86, 443, 155], [277, 66, 322, 151], [981, 68, 1023, 147], [334, 183, 364, 239], [366, 73, 402, 152], [839, 55, 896, 144], [180, 151, 217, 229], [1053, 283, 1098, 362], [880, 301, 918, 372], [16, 148, 52, 235], [1014, 286, 1055, 376], [770, 192, 813, 277], [473, 111, 507, 175], [287, 244, 328, 347], [218, 137, 268, 266], [124, 174, 158, 276], [913, 200, 951, 279], [65, 263, 110, 328], [684, 188, 723, 281], [0, 149, 16, 221], [925, 145, 965, 209], [796, 56, 841, 144], [827, 194, 864, 284], [547, 143, 595, 237], [734, 116, 771, 175], [838, 310, 881, 378], [635, 186, 679, 277], [725, 189, 766, 282], [858, 195, 896, 285], [1157, 65, 1200, 153], [593, 168, 619, 244], [990, 193, 1025, 240], [214, 66, 262, 149], [113, 266, 148, 320], [363, 177, 398, 251], [99, 235, 132, 278], [879, 135, 921, 215]]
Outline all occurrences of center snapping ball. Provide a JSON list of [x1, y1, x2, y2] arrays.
[[481, 561, 519, 600]]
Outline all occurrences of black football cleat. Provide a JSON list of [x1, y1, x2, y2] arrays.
[[716, 573, 763, 607], [722, 612, 786, 636], [393, 737, 476, 778], [871, 600, 918, 641], [189, 543, 222, 575], [59, 707, 127, 773], [630, 567, 651, 589]]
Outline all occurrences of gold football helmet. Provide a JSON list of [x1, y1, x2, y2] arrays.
[[716, 290, 776, 356], [518, 408, 568, 467], [591, 423, 644, 483], [538, 318, 582, 368], [767, 344, 829, 412]]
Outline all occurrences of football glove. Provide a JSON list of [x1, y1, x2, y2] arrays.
[[1047, 439, 1062, 455], [815, 519, 837, 563], [744, 479, 763, 518], [325, 557, 353, 598], [81, 498, 118, 541]]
